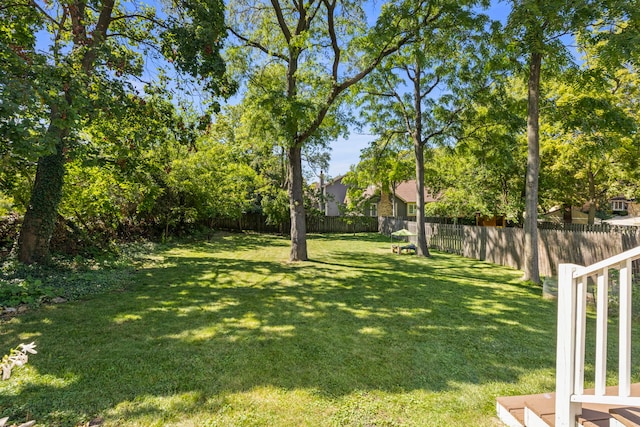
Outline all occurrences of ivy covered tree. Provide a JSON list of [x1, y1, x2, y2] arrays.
[[2, 0, 229, 264]]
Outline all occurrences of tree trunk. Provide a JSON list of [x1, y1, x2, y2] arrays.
[[414, 141, 430, 257], [522, 51, 542, 284], [288, 145, 308, 261], [391, 184, 397, 217], [562, 204, 572, 224], [412, 60, 429, 257], [587, 168, 596, 225], [17, 124, 66, 264]]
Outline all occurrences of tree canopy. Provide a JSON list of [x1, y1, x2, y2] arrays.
[[1, 0, 639, 277]]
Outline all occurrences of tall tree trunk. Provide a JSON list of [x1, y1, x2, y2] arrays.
[[522, 51, 542, 284], [412, 61, 429, 257], [587, 168, 596, 225], [288, 145, 308, 261], [391, 184, 397, 217], [17, 120, 66, 264], [15, 1, 113, 264], [414, 140, 430, 257]]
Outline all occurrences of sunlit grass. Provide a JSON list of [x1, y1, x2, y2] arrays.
[[1, 232, 634, 426]]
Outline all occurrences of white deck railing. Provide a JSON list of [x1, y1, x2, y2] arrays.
[[555, 246, 640, 427]]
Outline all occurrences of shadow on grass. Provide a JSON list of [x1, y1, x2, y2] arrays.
[[0, 234, 558, 425]]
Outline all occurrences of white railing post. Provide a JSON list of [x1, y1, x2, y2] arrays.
[[619, 259, 633, 397], [574, 275, 587, 396], [594, 268, 609, 396], [556, 263, 583, 427]]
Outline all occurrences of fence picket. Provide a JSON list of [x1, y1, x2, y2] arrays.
[[380, 217, 640, 277], [212, 214, 379, 234]]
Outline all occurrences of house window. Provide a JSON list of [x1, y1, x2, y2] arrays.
[[612, 200, 627, 212], [408, 203, 417, 216], [369, 203, 378, 217]]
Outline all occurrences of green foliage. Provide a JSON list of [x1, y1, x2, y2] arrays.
[[0, 243, 152, 307], [0, 278, 55, 308], [0, 195, 13, 217], [260, 186, 290, 227], [431, 77, 527, 221], [162, 0, 234, 100], [167, 136, 259, 221], [539, 65, 639, 214]]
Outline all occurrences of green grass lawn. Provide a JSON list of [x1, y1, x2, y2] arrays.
[[0, 233, 586, 426]]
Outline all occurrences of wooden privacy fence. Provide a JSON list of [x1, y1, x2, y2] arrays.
[[212, 214, 378, 234], [379, 217, 640, 277], [306, 216, 379, 233]]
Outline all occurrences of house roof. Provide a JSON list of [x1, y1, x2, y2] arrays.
[[362, 185, 377, 199], [325, 174, 345, 187], [393, 180, 439, 203]]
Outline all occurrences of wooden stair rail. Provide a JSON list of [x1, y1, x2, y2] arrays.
[[556, 246, 640, 427]]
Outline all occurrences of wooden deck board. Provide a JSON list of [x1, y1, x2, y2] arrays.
[[610, 407, 640, 427], [496, 383, 640, 427]]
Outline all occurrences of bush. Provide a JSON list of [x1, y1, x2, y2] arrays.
[[0, 277, 56, 308]]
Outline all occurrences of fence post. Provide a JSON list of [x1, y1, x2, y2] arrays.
[[555, 263, 583, 427]]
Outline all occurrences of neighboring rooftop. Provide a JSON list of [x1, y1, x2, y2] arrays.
[[392, 180, 439, 203]]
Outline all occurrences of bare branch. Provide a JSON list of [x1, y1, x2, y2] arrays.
[[228, 26, 288, 61], [28, 0, 62, 27], [270, 0, 292, 43], [323, 0, 340, 79], [420, 75, 440, 99], [111, 13, 168, 30]]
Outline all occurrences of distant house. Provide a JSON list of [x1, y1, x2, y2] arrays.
[[539, 205, 591, 225], [378, 180, 439, 219], [360, 185, 379, 217], [317, 176, 379, 217], [316, 175, 348, 216], [605, 196, 640, 226], [610, 196, 639, 215]]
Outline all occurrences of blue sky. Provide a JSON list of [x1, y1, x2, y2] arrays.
[[328, 133, 372, 178], [326, 1, 511, 178]]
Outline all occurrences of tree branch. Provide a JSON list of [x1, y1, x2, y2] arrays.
[[111, 13, 168, 30], [28, 0, 62, 28], [81, 0, 114, 73], [228, 27, 288, 61], [420, 75, 440, 99], [323, 0, 340, 78], [297, 29, 412, 146], [270, 0, 292, 43]]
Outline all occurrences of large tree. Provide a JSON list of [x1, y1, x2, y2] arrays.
[[3, 0, 228, 264], [502, 0, 604, 283], [356, 0, 489, 256], [539, 63, 639, 222], [226, 0, 412, 261]]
